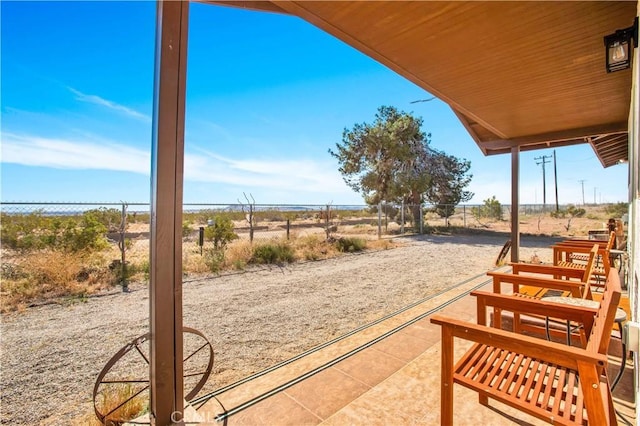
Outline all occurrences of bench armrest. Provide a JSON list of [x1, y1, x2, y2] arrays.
[[430, 314, 607, 370], [487, 271, 586, 297], [470, 290, 597, 325], [508, 262, 585, 278]]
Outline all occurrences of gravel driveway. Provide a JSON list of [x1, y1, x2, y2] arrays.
[[0, 233, 555, 424]]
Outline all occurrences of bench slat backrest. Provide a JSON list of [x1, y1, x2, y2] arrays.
[[579, 244, 599, 298], [586, 269, 621, 355]]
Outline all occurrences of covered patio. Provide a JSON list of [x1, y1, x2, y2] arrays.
[[189, 271, 635, 425], [147, 1, 639, 424]]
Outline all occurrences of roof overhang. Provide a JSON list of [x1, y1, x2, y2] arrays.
[[206, 1, 634, 168]]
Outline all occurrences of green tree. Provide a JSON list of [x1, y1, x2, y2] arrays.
[[204, 215, 238, 250], [424, 149, 473, 220], [329, 106, 431, 224]]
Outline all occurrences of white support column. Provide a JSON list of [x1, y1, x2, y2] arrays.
[[511, 146, 520, 263], [149, 1, 189, 424]]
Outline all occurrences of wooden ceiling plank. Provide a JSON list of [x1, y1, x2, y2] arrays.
[[201, 1, 288, 14], [274, 0, 511, 139]]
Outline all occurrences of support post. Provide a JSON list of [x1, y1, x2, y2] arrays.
[[149, 1, 188, 424], [511, 146, 520, 263]]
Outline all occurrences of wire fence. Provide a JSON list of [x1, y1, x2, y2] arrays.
[[0, 200, 600, 296]]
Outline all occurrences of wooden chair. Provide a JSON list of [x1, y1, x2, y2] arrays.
[[488, 244, 599, 344], [431, 268, 621, 425], [552, 233, 615, 286], [490, 244, 599, 300]]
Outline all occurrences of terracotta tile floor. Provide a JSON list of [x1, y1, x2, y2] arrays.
[[195, 270, 637, 425]]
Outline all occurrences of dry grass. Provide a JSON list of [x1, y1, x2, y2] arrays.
[[1, 250, 116, 313], [71, 384, 148, 426], [293, 234, 340, 261]]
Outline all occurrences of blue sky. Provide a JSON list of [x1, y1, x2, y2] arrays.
[[1, 1, 629, 206]]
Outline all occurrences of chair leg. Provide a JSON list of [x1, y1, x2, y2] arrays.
[[479, 394, 489, 406], [441, 328, 454, 425]]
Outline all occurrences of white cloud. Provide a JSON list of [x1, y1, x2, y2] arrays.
[[1, 132, 350, 196], [1, 133, 150, 173], [68, 87, 151, 123]]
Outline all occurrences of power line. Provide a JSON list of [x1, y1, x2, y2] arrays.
[[409, 97, 436, 104], [552, 150, 559, 212]]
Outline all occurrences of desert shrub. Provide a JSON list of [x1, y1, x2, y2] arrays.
[[335, 237, 366, 253], [566, 204, 586, 218], [251, 241, 295, 264], [62, 212, 110, 252], [472, 196, 503, 221], [255, 209, 287, 222], [549, 210, 565, 219], [604, 202, 629, 218], [203, 248, 226, 273], [293, 234, 337, 260], [204, 216, 238, 250], [550, 204, 586, 219], [84, 207, 122, 232], [0, 210, 109, 253]]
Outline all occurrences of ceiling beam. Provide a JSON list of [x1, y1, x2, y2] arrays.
[[484, 138, 589, 156], [452, 110, 489, 154], [480, 122, 628, 150]]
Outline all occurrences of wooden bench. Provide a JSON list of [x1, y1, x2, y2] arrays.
[[486, 245, 598, 344], [553, 234, 615, 286], [506, 243, 599, 303], [430, 268, 621, 425]]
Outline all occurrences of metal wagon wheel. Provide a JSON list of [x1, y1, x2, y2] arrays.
[[495, 240, 512, 266], [93, 327, 213, 425]]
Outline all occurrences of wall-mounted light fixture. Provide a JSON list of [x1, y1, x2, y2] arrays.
[[604, 17, 638, 73]]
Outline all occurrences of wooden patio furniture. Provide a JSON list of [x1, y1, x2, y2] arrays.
[[552, 233, 615, 286], [488, 244, 599, 344], [431, 268, 621, 425], [490, 244, 599, 299]]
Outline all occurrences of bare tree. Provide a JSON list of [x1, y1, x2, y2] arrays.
[[238, 193, 256, 243]]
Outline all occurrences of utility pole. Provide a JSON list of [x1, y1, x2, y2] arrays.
[[553, 150, 559, 212], [535, 154, 552, 208], [594, 187, 597, 205], [579, 180, 586, 205]]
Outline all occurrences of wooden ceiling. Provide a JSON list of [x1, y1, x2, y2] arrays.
[[206, 1, 635, 168]]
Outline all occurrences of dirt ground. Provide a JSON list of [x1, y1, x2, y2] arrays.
[[0, 231, 566, 425], [1, 204, 625, 424]]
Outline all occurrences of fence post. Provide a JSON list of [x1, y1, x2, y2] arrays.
[[462, 205, 465, 227], [400, 200, 405, 234], [419, 203, 424, 234], [377, 202, 382, 239], [325, 204, 330, 239], [119, 202, 129, 292], [286, 219, 290, 240], [198, 226, 204, 255]]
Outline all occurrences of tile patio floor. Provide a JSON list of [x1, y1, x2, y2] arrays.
[[191, 269, 636, 425]]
